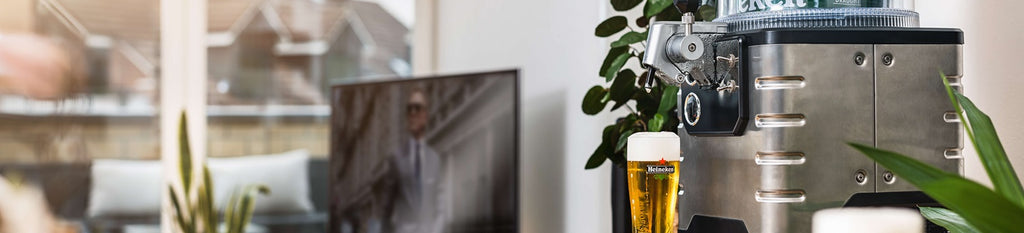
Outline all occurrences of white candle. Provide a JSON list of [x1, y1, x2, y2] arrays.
[[813, 207, 923, 233]]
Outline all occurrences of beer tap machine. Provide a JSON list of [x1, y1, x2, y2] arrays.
[[641, 1, 964, 232]]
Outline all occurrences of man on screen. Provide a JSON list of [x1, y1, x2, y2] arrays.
[[386, 86, 446, 233]]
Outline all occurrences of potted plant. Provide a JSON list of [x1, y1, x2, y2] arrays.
[[581, 0, 716, 231], [168, 112, 269, 233], [851, 73, 1024, 233]]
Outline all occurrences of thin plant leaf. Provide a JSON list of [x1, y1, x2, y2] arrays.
[[178, 112, 192, 193], [850, 143, 1024, 233], [956, 93, 1024, 206], [169, 187, 193, 233], [196, 184, 211, 233], [920, 207, 980, 233], [225, 189, 241, 233], [941, 72, 972, 143], [941, 72, 1024, 206], [200, 166, 216, 233], [236, 185, 270, 233]]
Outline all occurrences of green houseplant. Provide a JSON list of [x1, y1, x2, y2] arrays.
[[583, 0, 716, 170], [169, 112, 269, 233], [850, 73, 1024, 233]]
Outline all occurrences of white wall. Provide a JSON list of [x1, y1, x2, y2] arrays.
[[918, 0, 1024, 186], [413, 1, 617, 232]]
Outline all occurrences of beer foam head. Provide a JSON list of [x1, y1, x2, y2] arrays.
[[627, 132, 680, 161]]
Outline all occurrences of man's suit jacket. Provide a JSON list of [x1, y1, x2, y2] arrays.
[[387, 138, 445, 233]]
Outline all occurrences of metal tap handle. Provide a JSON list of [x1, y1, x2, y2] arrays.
[[717, 54, 739, 69]]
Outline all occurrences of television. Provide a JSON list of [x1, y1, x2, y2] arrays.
[[329, 70, 519, 233]]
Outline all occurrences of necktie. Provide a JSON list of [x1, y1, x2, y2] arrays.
[[414, 141, 422, 203]]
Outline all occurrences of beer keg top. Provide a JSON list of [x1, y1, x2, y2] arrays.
[[715, 0, 918, 31], [627, 132, 681, 162]]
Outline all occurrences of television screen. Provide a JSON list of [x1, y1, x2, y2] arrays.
[[329, 70, 519, 233]]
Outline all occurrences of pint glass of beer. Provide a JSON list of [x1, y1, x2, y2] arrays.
[[627, 132, 680, 233]]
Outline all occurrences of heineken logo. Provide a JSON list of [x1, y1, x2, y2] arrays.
[[647, 158, 675, 180], [646, 165, 675, 174]]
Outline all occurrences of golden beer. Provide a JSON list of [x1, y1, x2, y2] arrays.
[[627, 132, 680, 233]]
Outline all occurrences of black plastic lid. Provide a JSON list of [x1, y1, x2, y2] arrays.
[[735, 28, 964, 45]]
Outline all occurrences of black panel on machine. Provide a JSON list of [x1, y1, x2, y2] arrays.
[[680, 36, 747, 136]]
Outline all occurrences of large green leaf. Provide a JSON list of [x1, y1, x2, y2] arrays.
[[653, 2, 682, 21], [582, 86, 609, 115], [941, 72, 1024, 206], [657, 85, 679, 115], [585, 145, 609, 169], [595, 16, 628, 37], [586, 125, 618, 169], [610, 69, 637, 103], [611, 99, 629, 111], [644, 0, 673, 17], [850, 143, 1024, 233], [611, 31, 647, 48], [956, 93, 1024, 206], [605, 52, 631, 82], [611, 0, 643, 11], [920, 207, 980, 233], [648, 113, 665, 132], [920, 179, 1024, 233], [600, 47, 629, 78]]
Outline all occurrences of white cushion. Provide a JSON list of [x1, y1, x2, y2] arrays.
[[207, 149, 313, 214], [87, 159, 163, 217]]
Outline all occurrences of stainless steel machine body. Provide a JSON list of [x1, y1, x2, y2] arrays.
[[642, 18, 964, 233]]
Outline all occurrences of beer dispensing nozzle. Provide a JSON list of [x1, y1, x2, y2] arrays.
[[642, 11, 699, 92]]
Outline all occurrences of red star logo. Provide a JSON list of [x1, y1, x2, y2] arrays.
[[659, 158, 667, 165]]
